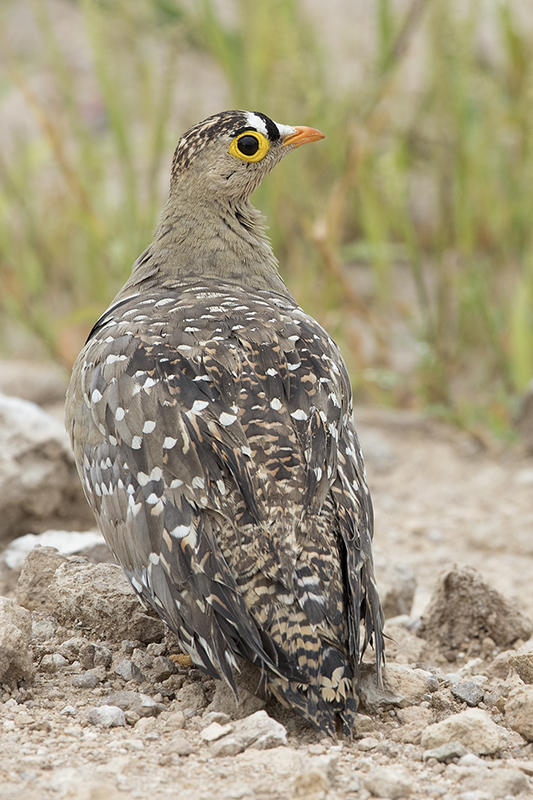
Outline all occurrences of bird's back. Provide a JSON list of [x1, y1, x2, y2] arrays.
[[66, 278, 383, 735]]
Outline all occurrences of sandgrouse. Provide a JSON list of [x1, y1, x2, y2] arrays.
[[66, 110, 384, 735]]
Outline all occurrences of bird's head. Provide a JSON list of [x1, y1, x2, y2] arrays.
[[169, 110, 325, 202]]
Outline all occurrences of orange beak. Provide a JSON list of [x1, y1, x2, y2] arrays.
[[282, 125, 325, 148]]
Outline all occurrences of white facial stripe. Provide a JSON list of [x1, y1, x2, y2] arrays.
[[245, 112, 268, 137], [275, 122, 297, 139]]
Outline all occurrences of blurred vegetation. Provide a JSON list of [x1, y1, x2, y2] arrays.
[[1, 0, 533, 433]]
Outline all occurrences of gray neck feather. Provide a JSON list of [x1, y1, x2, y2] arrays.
[[118, 177, 291, 300]]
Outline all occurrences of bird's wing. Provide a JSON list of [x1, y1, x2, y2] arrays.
[[66, 283, 382, 692]]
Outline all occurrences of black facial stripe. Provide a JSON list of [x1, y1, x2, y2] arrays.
[[253, 112, 280, 142]]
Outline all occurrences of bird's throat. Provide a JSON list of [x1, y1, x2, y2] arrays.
[[122, 196, 290, 298]]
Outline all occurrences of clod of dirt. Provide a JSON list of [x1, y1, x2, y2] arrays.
[[0, 596, 33, 685], [418, 566, 532, 654], [420, 708, 507, 755], [16, 547, 164, 643], [0, 393, 92, 542], [504, 685, 533, 741], [205, 661, 266, 719]]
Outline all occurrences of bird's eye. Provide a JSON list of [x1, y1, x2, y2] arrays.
[[237, 135, 260, 156], [228, 131, 270, 163]]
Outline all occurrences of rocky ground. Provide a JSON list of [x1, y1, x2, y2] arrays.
[[0, 362, 532, 800]]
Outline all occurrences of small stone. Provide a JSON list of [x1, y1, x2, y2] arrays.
[[151, 655, 177, 681], [353, 712, 376, 733], [114, 659, 144, 682], [358, 736, 379, 751], [86, 704, 126, 728], [364, 766, 412, 798], [421, 709, 505, 755], [104, 690, 164, 718], [79, 643, 112, 669], [451, 681, 484, 707], [0, 598, 33, 684], [164, 709, 185, 730], [167, 734, 194, 756], [59, 705, 77, 716], [40, 653, 68, 672], [504, 685, 533, 741], [423, 741, 468, 762], [210, 735, 243, 757], [72, 667, 105, 688], [201, 721, 233, 742], [384, 664, 437, 705], [232, 710, 287, 751]]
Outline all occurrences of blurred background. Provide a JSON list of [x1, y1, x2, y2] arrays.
[[1, 0, 533, 437]]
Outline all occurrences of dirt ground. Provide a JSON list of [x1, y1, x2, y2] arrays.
[[1, 400, 532, 800]]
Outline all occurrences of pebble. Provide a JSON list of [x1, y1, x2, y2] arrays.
[[421, 709, 506, 755], [104, 690, 164, 718], [72, 667, 105, 688], [164, 709, 186, 730], [363, 766, 413, 798], [358, 736, 379, 751], [40, 653, 68, 673], [423, 741, 468, 762], [79, 643, 113, 670], [209, 710, 287, 756], [210, 736, 243, 757], [166, 734, 195, 756], [504, 685, 533, 741], [86, 704, 126, 728], [201, 721, 233, 742], [114, 659, 144, 682], [451, 681, 484, 707], [151, 655, 177, 681], [59, 705, 77, 716]]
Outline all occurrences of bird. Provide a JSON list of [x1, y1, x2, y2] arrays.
[[65, 109, 384, 736]]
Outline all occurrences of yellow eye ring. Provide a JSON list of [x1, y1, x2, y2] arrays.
[[228, 131, 270, 163]]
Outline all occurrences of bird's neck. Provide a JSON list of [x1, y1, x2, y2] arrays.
[[119, 190, 291, 299]]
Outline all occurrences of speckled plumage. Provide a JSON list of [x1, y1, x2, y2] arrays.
[[66, 110, 384, 736]]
